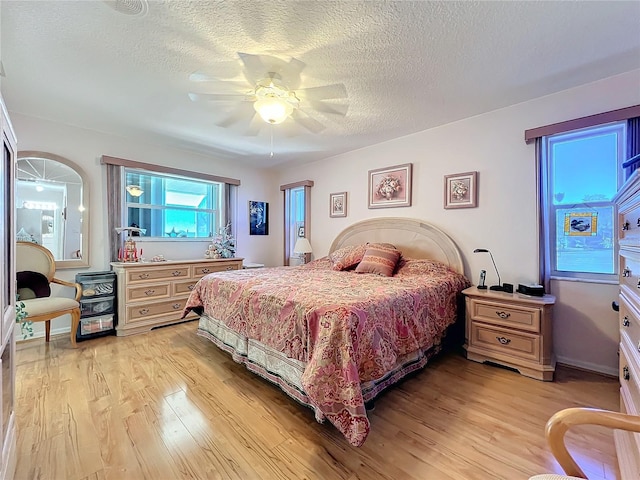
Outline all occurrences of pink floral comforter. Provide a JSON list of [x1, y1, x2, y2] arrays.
[[183, 257, 470, 446]]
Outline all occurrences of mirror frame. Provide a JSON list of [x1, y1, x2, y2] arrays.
[[17, 151, 90, 269]]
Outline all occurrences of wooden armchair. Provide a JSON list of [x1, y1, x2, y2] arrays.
[[530, 407, 640, 479], [16, 242, 82, 347]]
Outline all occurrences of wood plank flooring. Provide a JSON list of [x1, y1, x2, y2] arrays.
[[15, 320, 620, 480]]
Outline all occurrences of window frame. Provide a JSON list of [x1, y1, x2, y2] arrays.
[[543, 121, 626, 283], [123, 167, 224, 240]]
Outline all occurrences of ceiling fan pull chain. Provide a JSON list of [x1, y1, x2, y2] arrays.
[[270, 125, 274, 157]]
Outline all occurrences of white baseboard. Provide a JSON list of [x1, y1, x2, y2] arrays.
[[556, 355, 618, 377]]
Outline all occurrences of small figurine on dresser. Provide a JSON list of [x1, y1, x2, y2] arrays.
[[115, 226, 146, 262]]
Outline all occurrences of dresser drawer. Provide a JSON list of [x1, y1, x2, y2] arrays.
[[192, 262, 239, 277], [126, 283, 170, 302], [172, 278, 198, 296], [620, 250, 640, 295], [469, 322, 541, 362], [127, 298, 189, 322], [126, 266, 190, 283], [620, 293, 640, 354], [619, 196, 640, 247], [468, 298, 541, 333], [620, 336, 640, 416]]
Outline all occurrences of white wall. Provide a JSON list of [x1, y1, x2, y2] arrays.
[[273, 69, 640, 374], [10, 113, 282, 337]]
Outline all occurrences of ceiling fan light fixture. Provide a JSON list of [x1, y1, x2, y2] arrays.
[[254, 97, 293, 125], [126, 184, 144, 197]]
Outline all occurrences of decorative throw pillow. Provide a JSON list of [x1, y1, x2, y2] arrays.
[[16, 270, 51, 300], [355, 245, 401, 277], [329, 244, 368, 271]]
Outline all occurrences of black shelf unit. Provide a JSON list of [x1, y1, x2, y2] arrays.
[[75, 271, 117, 342]]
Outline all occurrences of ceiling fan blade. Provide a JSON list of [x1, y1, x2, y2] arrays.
[[188, 72, 249, 89], [245, 113, 263, 136], [297, 83, 348, 101], [188, 92, 252, 102], [308, 100, 349, 117], [238, 52, 270, 84], [217, 102, 256, 128], [291, 109, 326, 134], [271, 57, 306, 89]]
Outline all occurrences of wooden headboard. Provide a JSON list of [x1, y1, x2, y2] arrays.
[[329, 217, 464, 274]]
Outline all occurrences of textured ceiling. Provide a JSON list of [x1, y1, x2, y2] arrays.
[[2, 1, 640, 168]]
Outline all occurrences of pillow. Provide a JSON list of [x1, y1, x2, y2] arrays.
[[394, 258, 452, 277], [329, 244, 368, 271], [17, 270, 51, 300], [355, 245, 401, 277]]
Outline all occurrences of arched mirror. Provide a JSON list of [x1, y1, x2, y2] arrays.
[[16, 151, 89, 269]]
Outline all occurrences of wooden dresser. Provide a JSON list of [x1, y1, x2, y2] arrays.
[[111, 258, 243, 336], [614, 170, 640, 477], [463, 286, 556, 381]]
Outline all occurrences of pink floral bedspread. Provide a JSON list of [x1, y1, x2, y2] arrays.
[[183, 257, 470, 446]]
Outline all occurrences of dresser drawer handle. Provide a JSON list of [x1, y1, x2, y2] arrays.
[[495, 336, 511, 345], [622, 221, 630, 231], [172, 270, 183, 277], [138, 273, 150, 279], [623, 366, 630, 381], [495, 311, 511, 319], [188, 284, 195, 291], [139, 308, 149, 315], [623, 316, 631, 327], [201, 268, 211, 274], [226, 266, 234, 270], [637, 218, 640, 227], [623, 267, 631, 277], [172, 303, 182, 310], [144, 289, 155, 296]]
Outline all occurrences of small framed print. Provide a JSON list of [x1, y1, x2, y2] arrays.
[[444, 171, 478, 209], [368, 163, 412, 209], [329, 192, 347, 218], [298, 225, 305, 237]]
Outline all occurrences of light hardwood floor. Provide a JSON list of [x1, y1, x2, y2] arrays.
[[16, 320, 620, 480]]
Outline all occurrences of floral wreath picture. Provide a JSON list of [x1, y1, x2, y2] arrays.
[[368, 163, 412, 209], [444, 171, 478, 209]]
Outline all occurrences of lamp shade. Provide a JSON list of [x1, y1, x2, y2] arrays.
[[293, 237, 313, 254], [254, 97, 293, 125]]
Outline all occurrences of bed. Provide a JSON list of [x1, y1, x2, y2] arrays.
[[183, 218, 470, 446]]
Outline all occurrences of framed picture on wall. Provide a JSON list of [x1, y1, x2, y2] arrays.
[[329, 192, 347, 217], [249, 200, 269, 235], [368, 163, 412, 209], [444, 171, 478, 209]]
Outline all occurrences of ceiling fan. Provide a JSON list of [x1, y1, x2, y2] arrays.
[[188, 52, 349, 135]]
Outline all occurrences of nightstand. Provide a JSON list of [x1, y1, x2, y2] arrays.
[[463, 286, 556, 381]]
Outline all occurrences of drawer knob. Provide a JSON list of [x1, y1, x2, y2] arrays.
[[495, 336, 511, 345], [202, 268, 211, 274], [188, 284, 195, 291], [172, 271, 183, 277], [623, 365, 630, 381], [226, 266, 234, 270], [138, 273, 150, 279], [623, 316, 631, 327], [495, 311, 511, 319], [622, 221, 630, 231], [172, 303, 182, 310], [144, 289, 155, 296], [623, 267, 631, 277], [139, 308, 149, 315]]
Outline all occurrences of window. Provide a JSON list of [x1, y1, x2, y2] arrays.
[[125, 168, 224, 238], [280, 180, 313, 265], [543, 122, 626, 281]]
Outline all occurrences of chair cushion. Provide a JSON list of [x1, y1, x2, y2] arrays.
[[17, 271, 51, 300], [21, 297, 80, 317]]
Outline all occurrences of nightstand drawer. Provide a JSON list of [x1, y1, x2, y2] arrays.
[[126, 283, 170, 302], [468, 298, 541, 333], [469, 322, 541, 362]]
